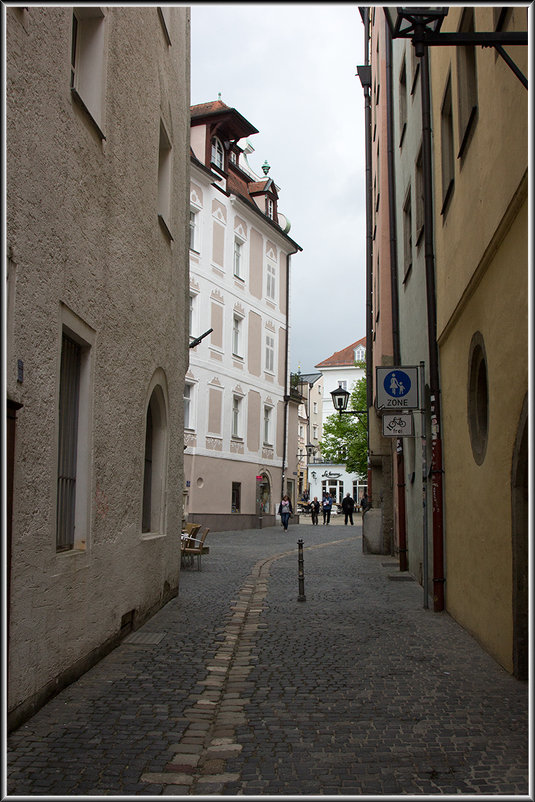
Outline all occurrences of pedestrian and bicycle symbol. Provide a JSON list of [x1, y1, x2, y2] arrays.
[[376, 366, 419, 410]]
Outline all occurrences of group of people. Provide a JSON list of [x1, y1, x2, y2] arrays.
[[278, 491, 370, 528], [309, 494, 334, 525]]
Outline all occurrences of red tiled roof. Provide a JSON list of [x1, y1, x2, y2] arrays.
[[315, 337, 366, 368], [248, 180, 269, 193], [190, 100, 229, 117], [227, 169, 251, 198]]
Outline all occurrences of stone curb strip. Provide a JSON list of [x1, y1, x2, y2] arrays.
[[141, 544, 292, 793], [141, 537, 357, 794]]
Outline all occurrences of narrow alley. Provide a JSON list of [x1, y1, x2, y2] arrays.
[[7, 519, 528, 797]]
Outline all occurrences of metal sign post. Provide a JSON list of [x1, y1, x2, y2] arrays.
[[420, 361, 429, 610]]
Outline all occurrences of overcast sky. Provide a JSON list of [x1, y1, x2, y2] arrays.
[[190, 3, 367, 374]]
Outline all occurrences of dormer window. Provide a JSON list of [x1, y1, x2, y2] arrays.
[[230, 150, 237, 165], [266, 197, 274, 219], [211, 137, 224, 170], [354, 346, 365, 363]]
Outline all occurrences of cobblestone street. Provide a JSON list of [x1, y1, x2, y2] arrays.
[[6, 518, 529, 796]]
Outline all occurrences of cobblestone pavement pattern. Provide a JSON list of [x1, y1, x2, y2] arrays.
[[6, 519, 529, 796]]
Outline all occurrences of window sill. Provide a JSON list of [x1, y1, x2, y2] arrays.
[[416, 225, 424, 249], [158, 214, 174, 242], [441, 180, 454, 217], [71, 87, 106, 141], [457, 105, 478, 161], [140, 531, 166, 541], [410, 63, 420, 95], [57, 542, 87, 556]]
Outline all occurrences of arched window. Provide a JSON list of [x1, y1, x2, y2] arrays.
[[467, 332, 489, 465], [211, 137, 224, 170], [142, 383, 168, 534]]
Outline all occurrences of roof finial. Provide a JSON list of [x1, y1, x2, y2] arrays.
[[262, 159, 271, 175], [218, 92, 222, 101]]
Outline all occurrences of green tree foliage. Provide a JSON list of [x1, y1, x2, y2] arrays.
[[320, 377, 367, 478]]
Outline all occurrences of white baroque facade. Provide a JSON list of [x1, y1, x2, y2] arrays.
[[185, 101, 301, 530], [6, 6, 190, 730]]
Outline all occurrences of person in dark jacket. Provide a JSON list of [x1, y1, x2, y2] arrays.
[[342, 492, 355, 525], [322, 493, 333, 525], [360, 492, 370, 514], [310, 496, 320, 525], [278, 495, 293, 531]]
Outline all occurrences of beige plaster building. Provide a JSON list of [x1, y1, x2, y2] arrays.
[[6, 6, 190, 729], [430, 6, 528, 677], [185, 100, 301, 530]]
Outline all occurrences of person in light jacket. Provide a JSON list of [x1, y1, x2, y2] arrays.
[[278, 495, 293, 531], [310, 496, 320, 526]]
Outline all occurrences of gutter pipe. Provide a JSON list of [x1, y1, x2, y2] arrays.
[[420, 46, 445, 612], [281, 247, 301, 505], [357, 7, 373, 504], [384, 15, 408, 572]]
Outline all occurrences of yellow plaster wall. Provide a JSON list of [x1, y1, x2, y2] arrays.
[[431, 8, 528, 339], [440, 199, 527, 671]]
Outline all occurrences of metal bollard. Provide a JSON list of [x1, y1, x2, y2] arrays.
[[297, 539, 306, 602]]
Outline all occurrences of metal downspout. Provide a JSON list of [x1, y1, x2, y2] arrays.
[[358, 7, 373, 503], [385, 17, 408, 572], [420, 46, 445, 611], [281, 248, 299, 505]]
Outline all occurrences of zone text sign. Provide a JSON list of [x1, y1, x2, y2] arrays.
[[376, 366, 419, 410]]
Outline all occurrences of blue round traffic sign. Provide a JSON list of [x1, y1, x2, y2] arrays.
[[383, 370, 411, 398]]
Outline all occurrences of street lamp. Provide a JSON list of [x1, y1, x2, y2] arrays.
[[383, 7, 528, 87], [330, 387, 368, 424]]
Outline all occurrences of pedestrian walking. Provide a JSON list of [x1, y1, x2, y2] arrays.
[[322, 493, 332, 525], [360, 492, 369, 514], [278, 494, 293, 531], [310, 496, 320, 525], [342, 492, 355, 525]]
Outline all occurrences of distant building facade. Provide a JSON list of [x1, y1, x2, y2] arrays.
[[294, 371, 323, 498], [6, 6, 190, 729], [185, 100, 302, 530], [315, 337, 366, 423], [311, 338, 367, 506]]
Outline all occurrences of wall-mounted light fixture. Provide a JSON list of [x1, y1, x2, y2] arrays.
[[330, 387, 368, 425]]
